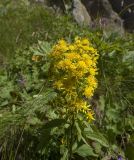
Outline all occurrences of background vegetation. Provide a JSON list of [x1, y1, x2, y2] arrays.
[[0, 1, 134, 160]]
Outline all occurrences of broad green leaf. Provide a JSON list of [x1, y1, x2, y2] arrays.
[[72, 142, 78, 152], [93, 142, 102, 154], [75, 121, 92, 146], [75, 121, 82, 141], [85, 131, 109, 147], [75, 144, 97, 157], [60, 148, 68, 160]]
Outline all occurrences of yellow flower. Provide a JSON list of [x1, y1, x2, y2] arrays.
[[81, 102, 90, 111], [75, 100, 88, 111], [82, 45, 90, 51], [53, 80, 63, 89], [63, 60, 72, 69], [49, 37, 99, 122], [85, 59, 93, 66], [81, 38, 90, 46], [55, 40, 69, 52], [87, 111, 95, 121], [89, 68, 97, 76], [58, 39, 67, 46], [75, 37, 81, 44], [69, 45, 75, 51], [75, 71, 84, 78], [57, 61, 64, 69], [82, 53, 90, 59], [70, 64, 77, 70], [84, 87, 94, 98], [87, 76, 97, 88], [65, 53, 80, 60], [77, 61, 87, 69], [88, 47, 96, 52]]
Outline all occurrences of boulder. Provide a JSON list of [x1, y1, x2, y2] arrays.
[[82, 0, 124, 34], [72, 0, 91, 26], [102, 0, 124, 34]]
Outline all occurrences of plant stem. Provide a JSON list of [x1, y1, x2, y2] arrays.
[[68, 114, 74, 160]]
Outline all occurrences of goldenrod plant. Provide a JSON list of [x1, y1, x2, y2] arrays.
[[50, 38, 98, 119], [31, 38, 100, 159]]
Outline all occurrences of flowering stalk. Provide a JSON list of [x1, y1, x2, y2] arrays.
[[68, 113, 75, 160], [50, 37, 99, 121]]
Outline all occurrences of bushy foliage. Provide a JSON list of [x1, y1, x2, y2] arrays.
[[0, 38, 101, 160]]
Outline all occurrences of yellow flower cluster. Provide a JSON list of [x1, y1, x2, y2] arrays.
[[50, 37, 99, 121], [74, 99, 95, 121]]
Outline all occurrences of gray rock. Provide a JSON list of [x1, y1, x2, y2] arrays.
[[82, 0, 124, 34], [102, 0, 124, 34], [102, 0, 124, 32], [72, 0, 91, 26]]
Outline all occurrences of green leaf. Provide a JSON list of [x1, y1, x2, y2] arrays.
[[125, 116, 134, 130], [72, 142, 78, 152], [0, 100, 9, 107], [75, 121, 92, 146], [75, 144, 97, 157], [85, 131, 109, 147], [93, 142, 102, 154], [38, 41, 52, 54], [75, 121, 82, 141], [60, 148, 68, 160], [41, 62, 50, 73], [27, 117, 41, 125], [123, 51, 134, 63]]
